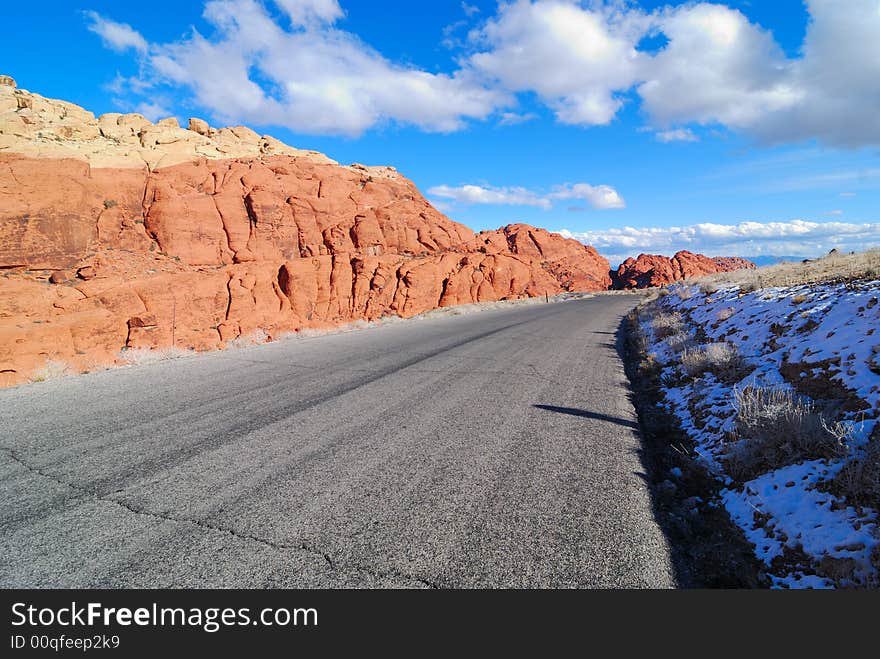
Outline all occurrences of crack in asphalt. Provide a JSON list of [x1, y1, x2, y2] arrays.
[[1, 447, 440, 589]]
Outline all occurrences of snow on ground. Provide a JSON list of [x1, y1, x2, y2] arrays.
[[642, 279, 880, 587]]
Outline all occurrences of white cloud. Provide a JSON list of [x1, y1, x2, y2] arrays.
[[465, 0, 880, 146], [428, 180, 625, 210], [824, 210, 844, 217], [840, 192, 857, 198], [560, 219, 880, 264], [87, 0, 880, 146], [84, 11, 148, 54], [638, 3, 801, 131], [462, 2, 480, 18], [428, 184, 552, 209], [133, 101, 173, 122], [549, 183, 626, 209], [498, 111, 538, 126], [91, 0, 506, 136], [655, 128, 698, 143], [469, 0, 648, 126], [751, 0, 880, 147], [274, 0, 344, 26]]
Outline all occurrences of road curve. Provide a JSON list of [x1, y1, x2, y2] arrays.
[[0, 295, 676, 588]]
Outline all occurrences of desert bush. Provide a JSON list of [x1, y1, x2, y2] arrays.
[[724, 386, 851, 482], [833, 437, 880, 511], [29, 359, 72, 383], [664, 330, 694, 355], [680, 342, 751, 383], [675, 286, 694, 301], [716, 307, 736, 322], [700, 282, 720, 295], [651, 311, 685, 339]]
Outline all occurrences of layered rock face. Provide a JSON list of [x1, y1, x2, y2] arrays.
[[0, 77, 611, 385], [613, 251, 756, 289]]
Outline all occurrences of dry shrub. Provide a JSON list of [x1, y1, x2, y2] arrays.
[[675, 286, 694, 301], [833, 435, 880, 510], [725, 386, 851, 482], [29, 359, 72, 383], [700, 282, 720, 295], [226, 328, 270, 348], [680, 342, 751, 383], [716, 307, 736, 322], [665, 331, 694, 355], [651, 311, 685, 339]]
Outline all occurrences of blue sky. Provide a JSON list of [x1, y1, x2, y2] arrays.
[[2, 0, 879, 263]]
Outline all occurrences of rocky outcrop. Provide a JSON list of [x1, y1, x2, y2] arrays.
[[0, 77, 613, 385], [613, 251, 755, 289], [0, 76, 336, 169]]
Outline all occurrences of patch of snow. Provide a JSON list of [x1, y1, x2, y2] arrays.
[[642, 279, 880, 587]]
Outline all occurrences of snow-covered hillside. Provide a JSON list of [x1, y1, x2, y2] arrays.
[[639, 279, 880, 588]]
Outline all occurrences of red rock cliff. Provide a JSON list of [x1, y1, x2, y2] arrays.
[[0, 77, 611, 385]]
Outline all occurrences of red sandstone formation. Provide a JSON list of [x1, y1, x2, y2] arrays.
[[0, 76, 753, 386], [613, 251, 756, 289], [0, 77, 614, 385]]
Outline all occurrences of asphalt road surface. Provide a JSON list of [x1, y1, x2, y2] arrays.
[[1, 295, 676, 588]]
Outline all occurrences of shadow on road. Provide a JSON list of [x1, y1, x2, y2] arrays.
[[533, 405, 639, 430]]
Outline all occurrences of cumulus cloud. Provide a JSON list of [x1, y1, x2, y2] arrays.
[[469, 0, 648, 126], [751, 0, 880, 147], [548, 183, 626, 209], [638, 3, 801, 131], [428, 181, 625, 210], [560, 219, 880, 264], [465, 0, 880, 147], [86, 0, 880, 146], [84, 11, 148, 53], [90, 0, 506, 136], [274, 0, 344, 26]]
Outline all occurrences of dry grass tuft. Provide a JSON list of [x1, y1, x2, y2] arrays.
[[680, 342, 751, 383], [651, 311, 685, 339], [725, 386, 851, 482]]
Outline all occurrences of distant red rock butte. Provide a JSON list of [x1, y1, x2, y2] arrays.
[[0, 75, 751, 385], [613, 251, 756, 289]]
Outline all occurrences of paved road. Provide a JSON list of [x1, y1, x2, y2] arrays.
[[0, 295, 675, 588]]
